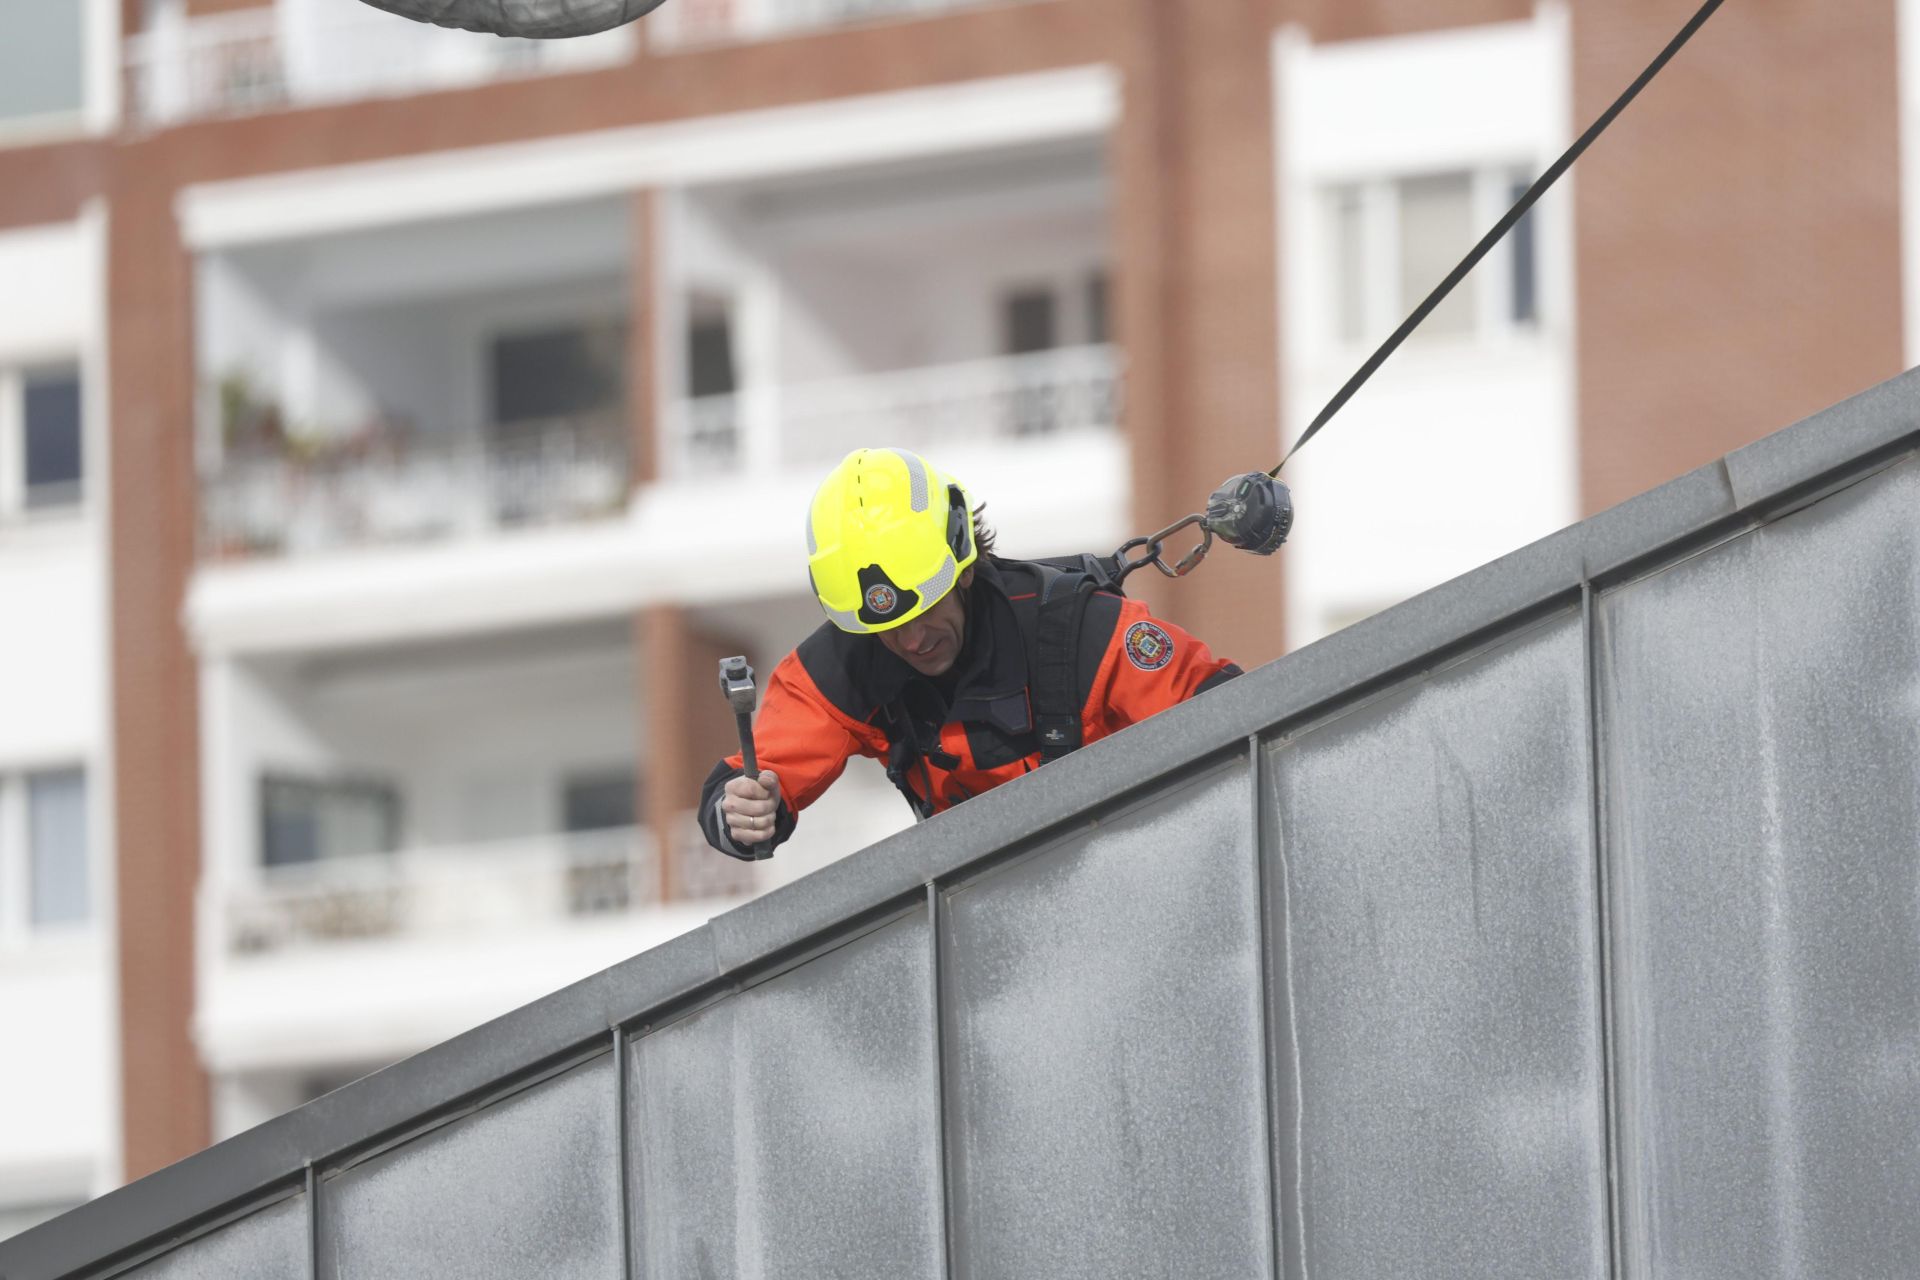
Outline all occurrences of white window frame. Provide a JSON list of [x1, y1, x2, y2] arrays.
[[0, 765, 95, 948], [1312, 164, 1545, 360]]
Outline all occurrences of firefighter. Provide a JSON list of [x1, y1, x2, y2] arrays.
[[700, 447, 1242, 858]]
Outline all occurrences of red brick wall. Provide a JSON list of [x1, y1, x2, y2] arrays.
[[1573, 0, 1904, 514], [184, 0, 270, 16], [1280, 0, 1532, 43], [629, 189, 660, 488], [1113, 0, 1288, 672], [0, 139, 107, 231], [107, 138, 211, 1181]]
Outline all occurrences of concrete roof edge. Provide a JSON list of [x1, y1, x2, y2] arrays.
[[8, 367, 1920, 1280]]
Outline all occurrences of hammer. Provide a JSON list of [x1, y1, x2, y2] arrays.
[[717, 656, 773, 860]]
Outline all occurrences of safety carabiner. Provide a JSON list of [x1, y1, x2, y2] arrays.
[[1113, 513, 1213, 583]]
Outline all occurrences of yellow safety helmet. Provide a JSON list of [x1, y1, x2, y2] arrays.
[[806, 448, 978, 634]]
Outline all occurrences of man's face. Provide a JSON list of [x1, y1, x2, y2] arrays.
[[877, 568, 973, 677]]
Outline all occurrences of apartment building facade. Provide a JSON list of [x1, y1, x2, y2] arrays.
[[0, 0, 1903, 1223]]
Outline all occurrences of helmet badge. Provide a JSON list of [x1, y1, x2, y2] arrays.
[[865, 584, 899, 615]]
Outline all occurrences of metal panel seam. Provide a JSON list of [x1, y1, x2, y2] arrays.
[[305, 1163, 317, 1280], [616, 1026, 633, 1280], [1248, 734, 1284, 1280], [1583, 582, 1625, 1279], [1264, 734, 1309, 1280], [930, 881, 959, 1280]]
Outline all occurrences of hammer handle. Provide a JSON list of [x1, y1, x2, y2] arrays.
[[733, 714, 771, 860]]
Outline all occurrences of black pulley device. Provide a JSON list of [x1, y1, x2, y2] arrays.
[[1205, 473, 1293, 556]]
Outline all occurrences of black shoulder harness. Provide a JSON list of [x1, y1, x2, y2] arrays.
[[869, 554, 1128, 819]]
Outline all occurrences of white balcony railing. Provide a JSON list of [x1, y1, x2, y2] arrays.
[[223, 822, 757, 955], [125, 7, 634, 127], [648, 0, 1024, 50], [664, 344, 1121, 479], [199, 416, 631, 561]]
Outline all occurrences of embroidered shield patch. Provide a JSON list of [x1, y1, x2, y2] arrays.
[[1124, 620, 1174, 672]]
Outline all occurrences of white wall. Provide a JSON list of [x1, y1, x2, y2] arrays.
[[207, 625, 640, 887], [673, 149, 1109, 389], [307, 300, 456, 438], [0, 212, 117, 1215], [301, 636, 637, 848], [0, 542, 105, 764], [0, 958, 111, 1197], [1275, 7, 1578, 647], [199, 200, 631, 444]]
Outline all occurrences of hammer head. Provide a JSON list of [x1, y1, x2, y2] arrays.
[[718, 656, 758, 715]]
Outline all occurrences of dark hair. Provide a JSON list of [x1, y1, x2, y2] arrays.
[[971, 504, 997, 559]]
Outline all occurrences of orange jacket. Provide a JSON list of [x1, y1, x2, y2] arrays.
[[699, 556, 1240, 857]]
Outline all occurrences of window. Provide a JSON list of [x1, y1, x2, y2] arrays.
[[0, 765, 91, 940], [686, 301, 737, 399], [1085, 271, 1111, 346], [1325, 187, 1367, 346], [0, 0, 86, 127], [1508, 177, 1538, 327], [564, 773, 636, 833], [562, 771, 637, 915], [1001, 288, 1058, 356], [488, 320, 627, 430], [1318, 168, 1541, 349], [1397, 172, 1476, 340], [259, 774, 401, 868], [28, 768, 88, 926], [24, 369, 83, 509], [1, 364, 84, 519]]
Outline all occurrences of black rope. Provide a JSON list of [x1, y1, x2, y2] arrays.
[[1271, 0, 1729, 476]]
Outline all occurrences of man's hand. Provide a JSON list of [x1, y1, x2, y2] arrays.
[[722, 771, 781, 848]]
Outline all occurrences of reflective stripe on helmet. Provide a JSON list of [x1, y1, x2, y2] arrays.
[[821, 605, 872, 634], [889, 448, 930, 513], [914, 555, 955, 609]]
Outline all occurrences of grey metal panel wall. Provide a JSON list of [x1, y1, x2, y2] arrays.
[[6, 378, 1918, 1280], [1598, 460, 1920, 1279], [1265, 615, 1608, 1279], [628, 911, 942, 1280], [118, 1196, 306, 1279], [944, 761, 1272, 1280], [316, 1057, 620, 1279]]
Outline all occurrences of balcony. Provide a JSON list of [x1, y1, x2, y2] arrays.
[[125, 3, 634, 127], [648, 0, 1037, 50], [222, 824, 754, 956], [664, 344, 1120, 479], [199, 415, 630, 561]]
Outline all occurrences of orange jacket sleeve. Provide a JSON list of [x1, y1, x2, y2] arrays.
[[721, 649, 884, 810], [698, 649, 888, 857], [1083, 597, 1242, 738]]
